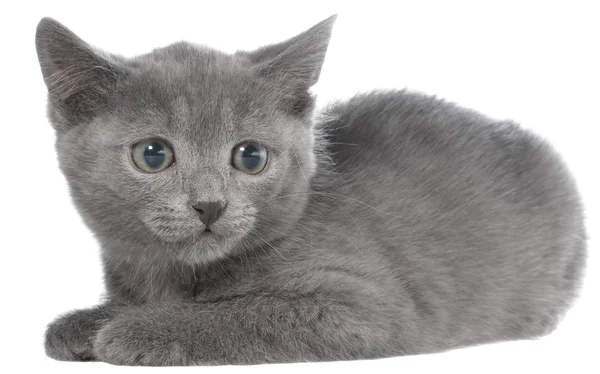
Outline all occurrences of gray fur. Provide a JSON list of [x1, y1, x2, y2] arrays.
[[36, 16, 586, 365]]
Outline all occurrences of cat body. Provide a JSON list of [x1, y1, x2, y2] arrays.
[[37, 16, 586, 365]]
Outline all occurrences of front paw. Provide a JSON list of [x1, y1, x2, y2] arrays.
[[93, 314, 190, 366], [45, 307, 111, 361]]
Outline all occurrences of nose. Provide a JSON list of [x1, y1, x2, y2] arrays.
[[192, 201, 226, 228]]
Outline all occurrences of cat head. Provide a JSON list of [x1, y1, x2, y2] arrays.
[[36, 16, 335, 265]]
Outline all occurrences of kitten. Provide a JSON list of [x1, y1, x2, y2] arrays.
[[36, 15, 586, 365]]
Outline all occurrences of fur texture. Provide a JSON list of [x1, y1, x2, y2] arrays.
[[36, 16, 586, 366]]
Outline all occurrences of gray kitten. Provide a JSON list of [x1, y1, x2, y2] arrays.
[[36, 15, 586, 366]]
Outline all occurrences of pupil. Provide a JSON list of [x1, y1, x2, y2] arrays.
[[143, 142, 165, 169], [241, 145, 261, 170]]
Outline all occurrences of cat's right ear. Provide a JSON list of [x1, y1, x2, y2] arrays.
[[35, 18, 125, 130]]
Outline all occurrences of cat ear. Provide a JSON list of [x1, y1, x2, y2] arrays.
[[35, 17, 124, 128], [238, 15, 337, 114]]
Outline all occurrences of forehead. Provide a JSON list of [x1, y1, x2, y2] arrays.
[[111, 42, 281, 145]]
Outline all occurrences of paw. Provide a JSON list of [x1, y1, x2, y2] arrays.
[[45, 307, 110, 361], [93, 315, 190, 366]]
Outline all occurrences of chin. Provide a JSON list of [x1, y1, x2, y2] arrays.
[[173, 230, 240, 265]]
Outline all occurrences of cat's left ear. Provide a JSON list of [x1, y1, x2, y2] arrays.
[[237, 15, 337, 114]]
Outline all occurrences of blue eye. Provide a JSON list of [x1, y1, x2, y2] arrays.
[[232, 142, 268, 174], [132, 139, 174, 173]]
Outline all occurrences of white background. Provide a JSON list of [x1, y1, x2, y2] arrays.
[[1, 0, 598, 372]]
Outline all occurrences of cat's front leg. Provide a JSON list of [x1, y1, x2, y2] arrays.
[[45, 304, 115, 361], [93, 292, 399, 366]]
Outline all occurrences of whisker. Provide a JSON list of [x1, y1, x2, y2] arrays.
[[289, 142, 311, 189], [236, 191, 403, 219]]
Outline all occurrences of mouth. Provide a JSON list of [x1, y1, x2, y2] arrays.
[[193, 224, 226, 241], [200, 226, 217, 237]]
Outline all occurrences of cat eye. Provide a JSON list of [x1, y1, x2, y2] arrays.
[[231, 142, 268, 175], [132, 139, 174, 173]]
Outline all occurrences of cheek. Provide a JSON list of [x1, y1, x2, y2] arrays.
[[131, 177, 196, 227], [138, 200, 200, 241], [213, 192, 258, 238]]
